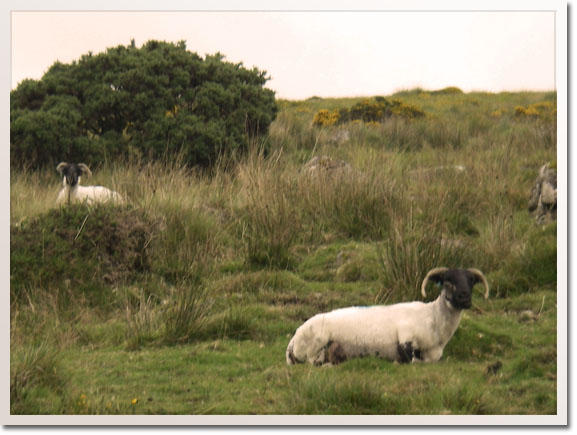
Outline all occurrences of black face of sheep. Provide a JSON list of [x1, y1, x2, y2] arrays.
[[56, 162, 91, 187], [421, 268, 489, 310]]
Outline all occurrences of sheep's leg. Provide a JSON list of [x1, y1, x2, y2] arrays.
[[396, 341, 422, 364], [309, 341, 347, 366], [421, 347, 443, 362], [327, 341, 347, 365]]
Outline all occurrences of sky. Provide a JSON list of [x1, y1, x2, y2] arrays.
[[10, 10, 556, 99]]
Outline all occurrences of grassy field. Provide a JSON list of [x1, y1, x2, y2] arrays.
[[10, 88, 558, 416]]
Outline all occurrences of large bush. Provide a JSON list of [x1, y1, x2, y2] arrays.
[[10, 40, 278, 168]]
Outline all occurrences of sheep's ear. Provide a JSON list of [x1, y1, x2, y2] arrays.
[[56, 162, 68, 174], [77, 163, 92, 177], [539, 164, 548, 178], [421, 267, 449, 298]]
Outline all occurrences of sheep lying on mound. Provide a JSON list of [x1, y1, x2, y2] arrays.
[[528, 163, 557, 224], [56, 162, 123, 205], [286, 267, 489, 366]]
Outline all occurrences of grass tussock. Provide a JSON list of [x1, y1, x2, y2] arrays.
[[377, 208, 471, 302], [10, 342, 68, 414], [10, 204, 155, 308], [235, 148, 303, 268]]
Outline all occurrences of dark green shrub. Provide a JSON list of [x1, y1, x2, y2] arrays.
[[11, 40, 277, 169]]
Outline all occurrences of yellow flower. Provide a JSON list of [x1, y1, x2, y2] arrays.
[[515, 101, 555, 120], [131, 398, 138, 405], [77, 394, 88, 409], [312, 109, 340, 127]]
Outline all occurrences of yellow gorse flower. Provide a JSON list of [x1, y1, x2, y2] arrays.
[[312, 109, 340, 127], [515, 101, 556, 121], [313, 97, 425, 127]]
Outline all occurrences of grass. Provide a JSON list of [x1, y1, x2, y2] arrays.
[[10, 88, 558, 416], [20, 290, 556, 415]]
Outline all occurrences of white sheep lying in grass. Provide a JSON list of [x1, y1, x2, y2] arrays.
[[286, 267, 489, 366], [56, 162, 123, 205]]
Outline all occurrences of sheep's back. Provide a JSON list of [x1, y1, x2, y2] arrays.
[[76, 186, 123, 204]]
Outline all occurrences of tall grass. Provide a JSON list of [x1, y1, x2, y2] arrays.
[[377, 205, 471, 302], [124, 293, 160, 350], [234, 147, 303, 268], [10, 341, 67, 414], [298, 162, 404, 240], [10, 166, 57, 224], [161, 280, 213, 345]]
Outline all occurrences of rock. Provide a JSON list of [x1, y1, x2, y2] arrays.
[[335, 250, 346, 267], [519, 310, 539, 323], [328, 129, 350, 145], [302, 155, 352, 175], [528, 164, 557, 224]]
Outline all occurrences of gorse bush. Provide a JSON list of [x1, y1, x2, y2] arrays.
[[514, 101, 556, 122], [312, 97, 425, 127], [10, 40, 277, 169], [312, 109, 340, 127]]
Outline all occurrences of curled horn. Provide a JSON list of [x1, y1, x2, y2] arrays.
[[77, 163, 92, 177], [467, 268, 490, 299], [56, 162, 69, 174], [421, 267, 449, 298]]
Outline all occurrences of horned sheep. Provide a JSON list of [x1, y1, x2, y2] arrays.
[[56, 162, 124, 205], [286, 267, 489, 366]]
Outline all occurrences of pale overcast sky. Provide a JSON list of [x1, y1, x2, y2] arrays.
[[11, 10, 556, 99]]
